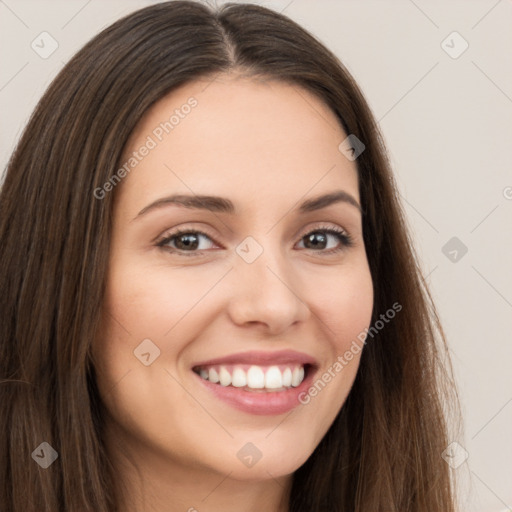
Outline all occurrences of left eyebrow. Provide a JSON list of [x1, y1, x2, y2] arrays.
[[297, 190, 361, 214], [133, 190, 361, 221]]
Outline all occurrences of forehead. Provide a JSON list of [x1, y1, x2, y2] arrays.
[[117, 74, 359, 214]]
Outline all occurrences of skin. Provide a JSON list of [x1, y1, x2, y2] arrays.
[[92, 72, 374, 512]]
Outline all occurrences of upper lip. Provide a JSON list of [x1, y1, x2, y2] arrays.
[[191, 349, 317, 368]]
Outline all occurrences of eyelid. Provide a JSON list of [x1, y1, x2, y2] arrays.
[[155, 223, 218, 244], [296, 222, 349, 238]]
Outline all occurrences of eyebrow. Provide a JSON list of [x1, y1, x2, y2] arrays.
[[134, 190, 361, 220]]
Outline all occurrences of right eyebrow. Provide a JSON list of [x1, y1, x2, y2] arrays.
[[134, 194, 234, 220]]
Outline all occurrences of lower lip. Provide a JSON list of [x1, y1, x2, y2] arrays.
[[193, 367, 316, 415]]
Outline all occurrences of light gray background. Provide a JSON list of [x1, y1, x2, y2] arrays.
[[1, 1, 511, 511]]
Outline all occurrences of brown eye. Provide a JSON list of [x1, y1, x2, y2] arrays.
[[173, 232, 200, 250], [303, 231, 329, 250], [297, 227, 353, 254], [156, 226, 354, 258], [157, 230, 217, 256]]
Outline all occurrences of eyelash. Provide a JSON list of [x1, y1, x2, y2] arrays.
[[156, 225, 354, 257]]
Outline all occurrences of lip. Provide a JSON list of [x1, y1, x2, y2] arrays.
[[191, 349, 317, 368], [191, 350, 318, 415]]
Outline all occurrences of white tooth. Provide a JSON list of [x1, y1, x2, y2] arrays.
[[282, 367, 292, 387], [265, 366, 283, 389], [291, 367, 300, 386], [209, 368, 220, 383], [246, 366, 265, 389], [231, 367, 247, 387], [199, 369, 209, 380], [291, 366, 304, 387], [219, 366, 231, 386]]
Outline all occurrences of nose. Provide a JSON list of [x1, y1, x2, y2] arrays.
[[226, 245, 311, 334]]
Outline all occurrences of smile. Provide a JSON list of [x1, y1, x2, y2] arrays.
[[191, 350, 317, 415], [193, 364, 306, 391]]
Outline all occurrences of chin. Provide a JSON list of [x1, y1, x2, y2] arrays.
[[208, 436, 316, 482]]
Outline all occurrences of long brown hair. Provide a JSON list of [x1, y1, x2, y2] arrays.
[[0, 1, 460, 510]]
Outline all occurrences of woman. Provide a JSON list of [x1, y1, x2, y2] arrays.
[[0, 1, 460, 510]]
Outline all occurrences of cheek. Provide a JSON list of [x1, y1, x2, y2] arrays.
[[311, 260, 374, 348], [91, 260, 223, 401], [100, 262, 209, 340], [295, 259, 373, 428], [91, 272, 201, 457], [117, 255, 232, 319]]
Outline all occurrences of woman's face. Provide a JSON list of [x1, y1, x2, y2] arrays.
[[93, 74, 374, 482]]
